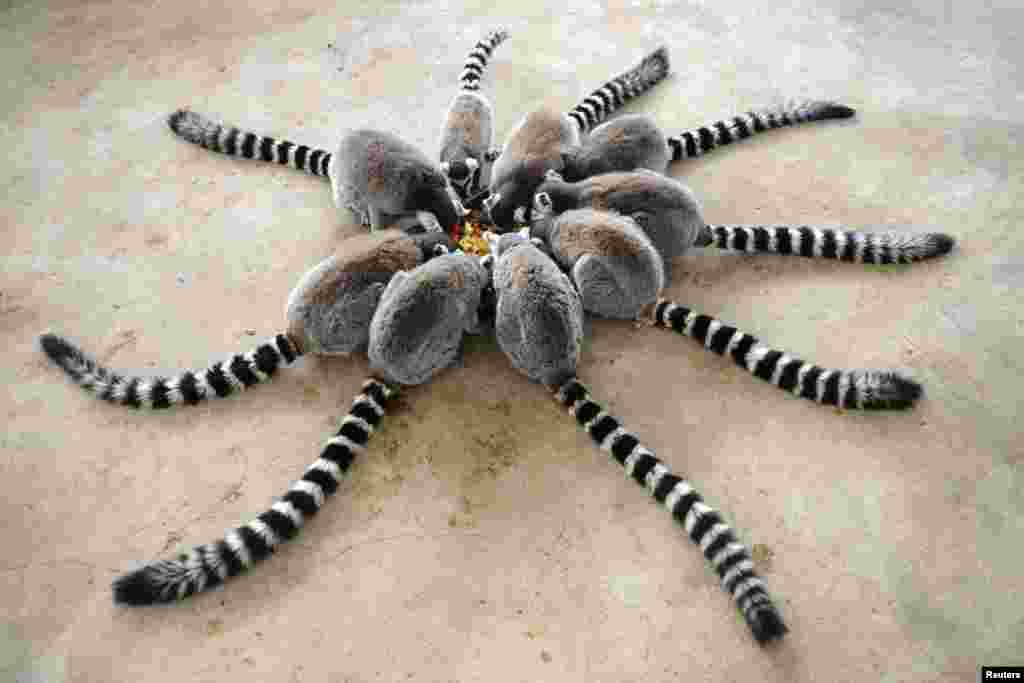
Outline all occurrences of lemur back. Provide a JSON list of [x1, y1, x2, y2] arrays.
[[490, 234, 583, 387], [565, 113, 671, 182], [41, 230, 456, 411], [368, 252, 489, 386], [536, 169, 704, 280], [439, 29, 509, 200], [530, 202, 664, 319], [483, 46, 671, 230]]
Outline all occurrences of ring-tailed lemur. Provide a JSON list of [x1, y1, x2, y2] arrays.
[[533, 170, 955, 281], [40, 230, 456, 410], [483, 46, 671, 230], [488, 232, 786, 644], [439, 29, 509, 201], [566, 100, 858, 182], [527, 190, 935, 409], [112, 378, 399, 605], [168, 112, 464, 232], [528, 202, 664, 320], [368, 251, 491, 386]]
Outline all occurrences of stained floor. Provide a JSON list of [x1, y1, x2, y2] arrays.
[[2, 1, 1022, 681]]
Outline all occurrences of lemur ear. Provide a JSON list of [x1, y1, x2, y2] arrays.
[[512, 206, 526, 225], [465, 157, 479, 173], [482, 192, 501, 211], [484, 148, 502, 163], [433, 243, 450, 256], [440, 161, 450, 174], [533, 192, 552, 212], [544, 169, 564, 182]]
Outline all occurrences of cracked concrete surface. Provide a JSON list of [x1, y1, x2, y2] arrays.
[[2, 1, 1022, 681]]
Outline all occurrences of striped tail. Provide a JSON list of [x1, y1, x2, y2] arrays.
[[39, 332, 301, 410], [113, 379, 396, 605], [694, 225, 955, 264], [167, 109, 333, 178], [651, 300, 922, 410], [554, 378, 787, 644], [667, 100, 856, 163], [458, 29, 510, 91], [568, 46, 671, 136]]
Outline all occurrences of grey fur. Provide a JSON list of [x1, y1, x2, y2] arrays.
[[440, 29, 509, 200], [484, 107, 581, 230], [368, 252, 489, 385], [491, 235, 584, 386], [286, 230, 455, 355], [332, 129, 465, 232], [530, 203, 664, 319], [565, 113, 672, 182], [534, 169, 704, 281]]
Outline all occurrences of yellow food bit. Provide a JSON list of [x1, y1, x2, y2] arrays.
[[457, 218, 491, 256]]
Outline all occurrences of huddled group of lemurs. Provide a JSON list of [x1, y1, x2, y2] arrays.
[[39, 29, 955, 645]]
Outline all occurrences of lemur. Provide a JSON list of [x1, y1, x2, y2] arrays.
[[169, 110, 465, 232], [367, 251, 491, 385], [565, 100, 857, 182], [487, 231, 787, 644], [439, 29, 509, 202], [483, 46, 671, 230], [533, 169, 955, 283], [40, 230, 456, 410], [527, 186, 950, 410]]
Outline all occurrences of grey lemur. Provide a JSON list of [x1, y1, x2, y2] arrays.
[[167, 114, 464, 233], [488, 232, 787, 644], [483, 46, 671, 230], [40, 230, 456, 410], [439, 29, 509, 201]]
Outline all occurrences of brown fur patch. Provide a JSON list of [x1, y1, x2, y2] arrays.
[[445, 109, 482, 147], [447, 267, 466, 291], [303, 231, 420, 307], [508, 252, 532, 290], [507, 108, 568, 163], [557, 213, 645, 263]]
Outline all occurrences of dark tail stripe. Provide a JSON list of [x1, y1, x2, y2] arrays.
[[651, 300, 923, 410], [39, 332, 303, 411], [553, 378, 787, 645], [112, 379, 397, 605], [458, 29, 509, 91], [568, 46, 670, 135], [668, 100, 856, 163], [167, 109, 333, 178], [700, 225, 955, 264]]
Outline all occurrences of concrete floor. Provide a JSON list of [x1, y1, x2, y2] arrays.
[[3, 1, 1021, 681]]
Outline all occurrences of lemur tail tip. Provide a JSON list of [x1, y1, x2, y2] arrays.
[[748, 606, 789, 644], [166, 108, 192, 133], [932, 233, 956, 256], [39, 332, 75, 364], [112, 568, 164, 606], [823, 103, 857, 119]]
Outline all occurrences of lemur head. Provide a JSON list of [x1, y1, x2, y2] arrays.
[[407, 231, 458, 263], [533, 169, 576, 215], [483, 161, 549, 231], [440, 158, 480, 199], [414, 174, 466, 235]]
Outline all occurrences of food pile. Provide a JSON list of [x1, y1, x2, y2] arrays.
[[453, 210, 491, 256]]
